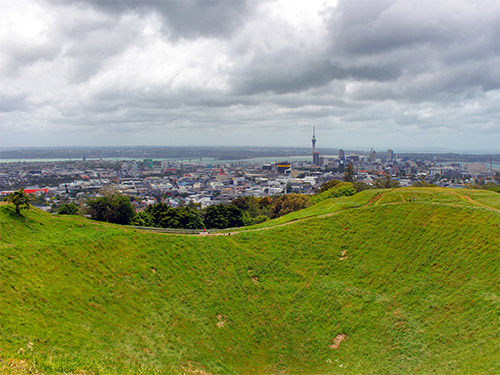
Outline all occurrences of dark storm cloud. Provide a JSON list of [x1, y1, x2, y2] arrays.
[[58, 0, 251, 38], [232, 57, 402, 95]]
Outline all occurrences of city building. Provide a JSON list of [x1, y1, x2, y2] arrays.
[[387, 149, 394, 163]]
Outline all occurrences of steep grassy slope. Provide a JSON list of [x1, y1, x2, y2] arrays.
[[1, 188, 500, 374]]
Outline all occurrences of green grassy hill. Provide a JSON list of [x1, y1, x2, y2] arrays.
[[1, 188, 500, 374]]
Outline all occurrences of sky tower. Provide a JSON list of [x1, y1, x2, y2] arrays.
[[312, 125, 319, 166]]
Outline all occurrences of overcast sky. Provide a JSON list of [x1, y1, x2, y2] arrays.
[[1, 0, 500, 152]]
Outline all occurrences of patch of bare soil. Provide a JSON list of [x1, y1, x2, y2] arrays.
[[0, 359, 41, 375], [368, 193, 384, 205], [181, 362, 213, 375], [216, 314, 225, 327], [339, 250, 349, 260], [329, 333, 348, 349]]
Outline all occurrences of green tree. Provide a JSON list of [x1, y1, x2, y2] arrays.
[[258, 196, 272, 209], [131, 211, 155, 227], [352, 181, 372, 192], [269, 194, 311, 218], [6, 189, 32, 216], [246, 197, 260, 218], [226, 204, 244, 228], [204, 204, 229, 229], [144, 204, 204, 229], [373, 175, 400, 189], [57, 202, 79, 215], [86, 192, 135, 225], [203, 204, 244, 229], [343, 162, 355, 183], [231, 196, 249, 210]]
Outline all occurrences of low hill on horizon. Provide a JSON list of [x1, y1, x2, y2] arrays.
[[1, 188, 500, 374]]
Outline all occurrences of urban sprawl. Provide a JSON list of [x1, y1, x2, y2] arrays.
[[1, 146, 498, 213]]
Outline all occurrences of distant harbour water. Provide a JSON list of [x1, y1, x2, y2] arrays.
[[0, 155, 313, 165], [1, 156, 499, 170]]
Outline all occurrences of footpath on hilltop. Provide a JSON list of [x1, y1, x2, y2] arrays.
[[1, 187, 500, 375]]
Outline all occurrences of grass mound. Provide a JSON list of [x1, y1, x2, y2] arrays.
[[1, 188, 500, 374]]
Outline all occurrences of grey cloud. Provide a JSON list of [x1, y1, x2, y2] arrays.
[[63, 23, 142, 82], [57, 0, 251, 38], [3, 0, 500, 150], [0, 93, 29, 112], [1, 41, 60, 76], [232, 55, 402, 95]]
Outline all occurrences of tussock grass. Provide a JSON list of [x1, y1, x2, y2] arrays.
[[1, 188, 500, 374]]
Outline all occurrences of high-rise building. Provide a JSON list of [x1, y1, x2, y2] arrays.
[[338, 149, 345, 159], [387, 149, 394, 162], [370, 149, 376, 163], [312, 126, 320, 166]]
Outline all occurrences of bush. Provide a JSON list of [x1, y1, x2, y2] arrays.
[[317, 179, 342, 194], [57, 202, 79, 215], [412, 180, 436, 187], [311, 182, 356, 203], [253, 215, 269, 224]]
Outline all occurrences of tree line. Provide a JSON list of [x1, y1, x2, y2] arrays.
[[52, 189, 315, 229]]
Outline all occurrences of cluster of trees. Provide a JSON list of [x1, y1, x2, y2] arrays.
[[130, 194, 310, 230], [67, 187, 311, 230], [132, 204, 203, 229]]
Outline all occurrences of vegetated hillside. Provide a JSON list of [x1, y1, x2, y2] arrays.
[[1, 188, 500, 374]]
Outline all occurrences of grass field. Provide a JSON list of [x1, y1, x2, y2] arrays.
[[1, 188, 500, 374]]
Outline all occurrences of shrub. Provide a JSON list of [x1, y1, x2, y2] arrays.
[[57, 202, 79, 215]]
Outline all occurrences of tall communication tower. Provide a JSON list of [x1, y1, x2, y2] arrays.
[[312, 125, 319, 166], [312, 125, 317, 152]]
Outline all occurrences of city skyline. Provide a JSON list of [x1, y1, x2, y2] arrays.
[[2, 0, 500, 152]]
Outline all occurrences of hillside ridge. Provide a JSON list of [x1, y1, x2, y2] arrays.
[[1, 187, 500, 374]]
